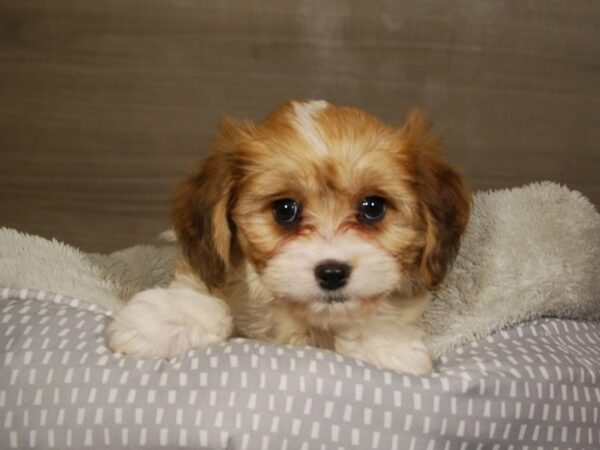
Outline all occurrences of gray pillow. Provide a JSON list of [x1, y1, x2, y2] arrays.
[[1, 288, 599, 449]]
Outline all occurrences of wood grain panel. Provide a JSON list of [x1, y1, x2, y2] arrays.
[[1, 0, 599, 251]]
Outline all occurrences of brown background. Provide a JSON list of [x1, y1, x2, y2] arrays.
[[1, 0, 599, 252]]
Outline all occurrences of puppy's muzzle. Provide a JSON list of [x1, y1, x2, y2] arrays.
[[314, 261, 351, 291]]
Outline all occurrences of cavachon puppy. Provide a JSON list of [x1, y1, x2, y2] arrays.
[[107, 100, 471, 375]]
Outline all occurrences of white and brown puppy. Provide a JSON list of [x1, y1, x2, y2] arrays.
[[107, 100, 471, 374]]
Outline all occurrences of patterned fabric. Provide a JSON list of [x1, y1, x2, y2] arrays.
[[1, 288, 599, 449]]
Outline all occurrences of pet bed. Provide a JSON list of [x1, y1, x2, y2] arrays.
[[1, 182, 599, 449]]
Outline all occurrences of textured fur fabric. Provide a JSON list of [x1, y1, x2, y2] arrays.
[[421, 182, 600, 356], [1, 182, 598, 357], [0, 233, 177, 313]]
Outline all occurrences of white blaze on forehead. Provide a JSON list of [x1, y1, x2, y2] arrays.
[[290, 100, 329, 155]]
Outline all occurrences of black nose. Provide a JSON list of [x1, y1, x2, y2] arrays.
[[314, 261, 351, 291]]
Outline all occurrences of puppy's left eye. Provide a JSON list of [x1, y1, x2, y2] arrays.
[[273, 198, 301, 225], [358, 196, 387, 223]]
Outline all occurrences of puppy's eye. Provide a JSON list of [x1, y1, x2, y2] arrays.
[[273, 198, 300, 225], [358, 196, 387, 223]]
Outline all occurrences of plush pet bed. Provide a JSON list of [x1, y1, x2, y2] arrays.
[[1, 182, 599, 449]]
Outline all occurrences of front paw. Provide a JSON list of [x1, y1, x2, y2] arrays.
[[378, 341, 432, 375], [106, 287, 233, 359], [335, 328, 432, 375]]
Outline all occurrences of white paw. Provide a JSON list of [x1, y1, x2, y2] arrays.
[[377, 341, 433, 375], [106, 287, 233, 359], [335, 326, 432, 375]]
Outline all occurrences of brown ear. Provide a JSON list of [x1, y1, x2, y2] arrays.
[[170, 118, 247, 290], [402, 109, 472, 289]]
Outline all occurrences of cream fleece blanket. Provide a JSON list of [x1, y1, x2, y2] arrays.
[[1, 182, 598, 357]]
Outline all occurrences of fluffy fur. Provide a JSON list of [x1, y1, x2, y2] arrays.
[[106, 100, 471, 374], [1, 184, 597, 360]]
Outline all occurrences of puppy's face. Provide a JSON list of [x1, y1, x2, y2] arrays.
[[172, 100, 470, 322]]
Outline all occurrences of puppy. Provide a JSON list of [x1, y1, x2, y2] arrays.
[[107, 100, 471, 375]]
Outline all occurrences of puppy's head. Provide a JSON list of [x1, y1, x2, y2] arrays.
[[171, 100, 471, 322]]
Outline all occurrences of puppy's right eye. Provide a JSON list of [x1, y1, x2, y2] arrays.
[[358, 196, 387, 224], [273, 198, 300, 225]]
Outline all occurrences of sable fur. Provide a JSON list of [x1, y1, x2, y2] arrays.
[[108, 100, 471, 374]]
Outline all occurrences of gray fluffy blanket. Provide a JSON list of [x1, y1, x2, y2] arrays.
[[1, 182, 598, 357]]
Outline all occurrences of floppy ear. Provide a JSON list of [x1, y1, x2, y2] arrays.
[[401, 109, 472, 289], [170, 119, 247, 291]]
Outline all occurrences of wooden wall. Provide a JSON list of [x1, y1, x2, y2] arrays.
[[1, 0, 599, 252]]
